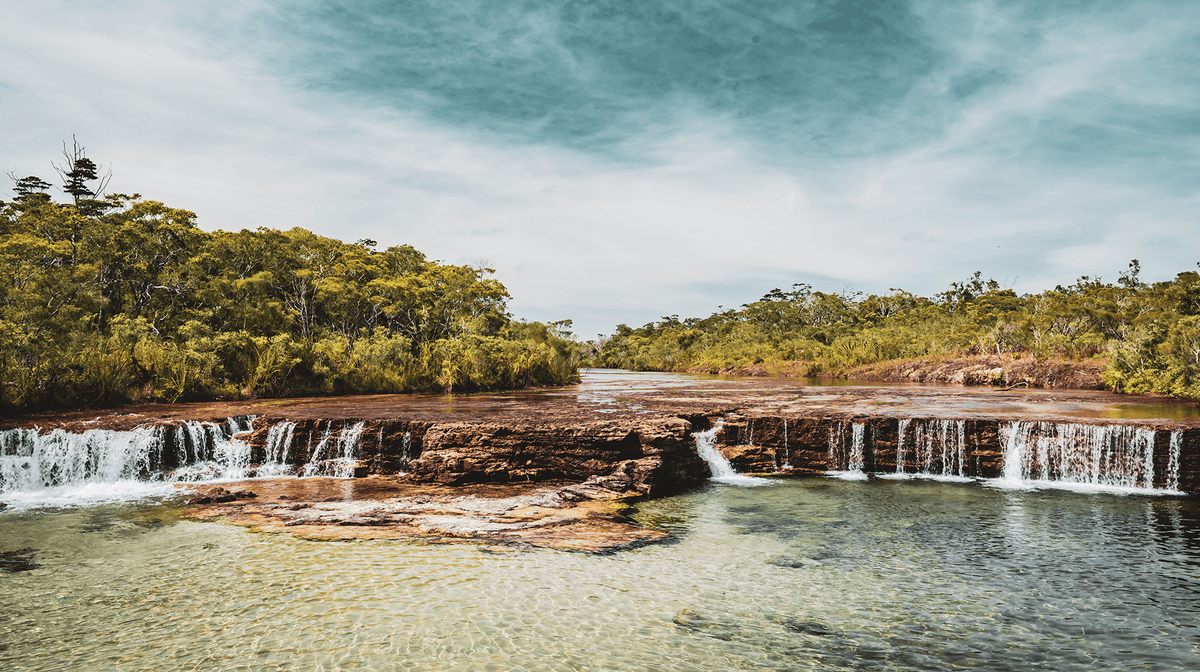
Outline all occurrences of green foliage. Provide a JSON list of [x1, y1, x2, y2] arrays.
[[591, 264, 1200, 398], [1, 155, 580, 412]]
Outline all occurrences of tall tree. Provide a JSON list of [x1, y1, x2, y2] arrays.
[[52, 136, 111, 208]]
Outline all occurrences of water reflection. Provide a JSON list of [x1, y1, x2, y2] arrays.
[[1072, 403, 1200, 420]]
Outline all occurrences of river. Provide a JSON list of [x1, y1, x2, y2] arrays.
[[2, 371, 1199, 670]]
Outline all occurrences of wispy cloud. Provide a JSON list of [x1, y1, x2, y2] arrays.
[[3, 1, 1199, 337]]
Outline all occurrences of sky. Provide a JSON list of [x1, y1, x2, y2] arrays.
[[3, 0, 1200, 339]]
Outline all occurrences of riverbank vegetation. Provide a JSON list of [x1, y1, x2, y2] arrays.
[[592, 265, 1200, 398], [1, 145, 579, 412]]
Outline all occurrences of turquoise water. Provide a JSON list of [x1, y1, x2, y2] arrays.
[[2, 478, 1197, 671]]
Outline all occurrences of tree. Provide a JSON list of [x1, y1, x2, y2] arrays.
[[7, 174, 53, 203], [1, 145, 580, 409], [52, 136, 111, 208]]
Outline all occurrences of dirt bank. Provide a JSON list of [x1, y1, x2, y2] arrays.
[[847, 353, 1107, 389], [688, 353, 1107, 390]]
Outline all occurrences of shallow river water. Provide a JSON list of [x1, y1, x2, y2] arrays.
[[3, 477, 1198, 671]]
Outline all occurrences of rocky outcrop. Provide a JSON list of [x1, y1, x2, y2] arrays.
[[180, 415, 712, 551], [408, 417, 704, 495], [182, 478, 669, 552], [238, 415, 710, 496]]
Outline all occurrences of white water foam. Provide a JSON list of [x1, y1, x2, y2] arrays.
[[0, 480, 185, 512], [259, 422, 298, 477], [826, 421, 868, 480], [693, 422, 773, 487], [893, 418, 968, 479], [0, 417, 261, 510], [994, 421, 1168, 494], [300, 422, 365, 478]]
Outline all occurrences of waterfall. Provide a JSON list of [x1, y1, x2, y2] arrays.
[[999, 421, 1161, 491], [1168, 431, 1183, 493], [849, 424, 865, 473], [827, 421, 867, 480], [336, 422, 366, 477], [0, 416, 382, 510], [300, 424, 333, 477], [949, 420, 966, 477], [300, 422, 365, 478], [1, 426, 163, 493], [261, 422, 298, 476], [1, 417, 256, 509], [170, 421, 253, 482], [693, 421, 770, 487], [227, 415, 254, 435], [887, 419, 969, 481]]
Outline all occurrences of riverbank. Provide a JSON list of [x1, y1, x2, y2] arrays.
[[686, 352, 1108, 390]]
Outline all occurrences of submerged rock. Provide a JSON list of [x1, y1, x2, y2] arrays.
[[779, 619, 836, 636], [185, 487, 257, 505], [0, 547, 39, 573], [767, 555, 822, 569], [181, 477, 667, 552], [673, 609, 738, 641]]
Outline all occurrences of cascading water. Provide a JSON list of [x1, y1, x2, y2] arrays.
[[0, 416, 261, 509], [850, 423, 865, 473], [827, 421, 867, 480], [1, 426, 165, 493], [300, 424, 333, 477], [890, 419, 969, 481], [260, 422, 298, 476], [1168, 430, 1183, 493], [300, 422, 365, 478], [895, 419, 910, 475], [227, 416, 254, 435], [171, 421, 252, 482], [335, 422, 366, 477], [1000, 421, 1160, 492], [693, 421, 770, 487]]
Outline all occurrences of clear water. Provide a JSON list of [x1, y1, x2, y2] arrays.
[[2, 479, 1197, 671]]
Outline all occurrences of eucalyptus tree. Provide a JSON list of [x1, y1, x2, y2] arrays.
[[1, 147, 581, 410]]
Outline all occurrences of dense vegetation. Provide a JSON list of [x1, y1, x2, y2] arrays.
[[1, 145, 579, 412], [592, 265, 1200, 398]]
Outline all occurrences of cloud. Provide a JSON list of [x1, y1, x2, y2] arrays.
[[3, 0, 1200, 338]]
